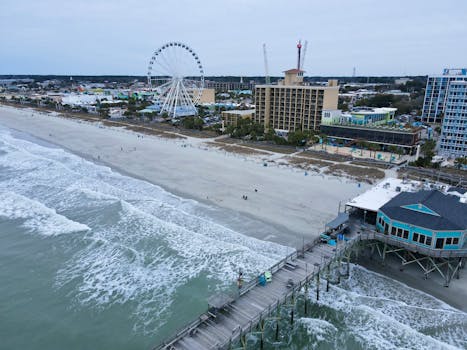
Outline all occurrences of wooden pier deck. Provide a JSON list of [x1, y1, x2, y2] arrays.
[[154, 230, 357, 350], [154, 223, 467, 350]]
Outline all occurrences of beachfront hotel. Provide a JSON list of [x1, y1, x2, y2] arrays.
[[254, 69, 339, 133], [422, 68, 467, 124], [438, 80, 467, 158], [376, 190, 467, 251]]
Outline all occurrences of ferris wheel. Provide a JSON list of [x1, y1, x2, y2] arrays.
[[147, 42, 204, 118]]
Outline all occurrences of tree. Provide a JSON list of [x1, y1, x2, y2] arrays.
[[368, 143, 380, 158], [287, 130, 310, 147], [98, 108, 109, 119], [355, 94, 394, 108], [228, 118, 264, 139], [454, 157, 467, 169], [319, 134, 328, 150], [421, 140, 436, 161], [355, 139, 368, 156]]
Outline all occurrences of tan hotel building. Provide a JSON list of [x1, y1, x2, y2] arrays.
[[254, 69, 339, 132]]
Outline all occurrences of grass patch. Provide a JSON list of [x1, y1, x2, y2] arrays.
[[206, 142, 269, 155], [350, 160, 392, 169], [285, 156, 333, 168], [298, 150, 350, 162], [325, 164, 385, 183]]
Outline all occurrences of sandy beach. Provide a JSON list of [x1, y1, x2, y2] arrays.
[[1, 105, 466, 322], [0, 105, 367, 247]]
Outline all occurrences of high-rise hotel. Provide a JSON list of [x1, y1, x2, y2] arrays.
[[422, 68, 467, 124], [438, 80, 467, 158], [254, 69, 338, 133]]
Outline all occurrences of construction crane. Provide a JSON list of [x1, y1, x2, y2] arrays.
[[300, 40, 308, 71], [263, 43, 270, 84]]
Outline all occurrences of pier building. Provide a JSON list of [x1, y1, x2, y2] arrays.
[[154, 179, 466, 349], [376, 190, 467, 250]]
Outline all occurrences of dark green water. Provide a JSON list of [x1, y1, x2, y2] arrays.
[[0, 126, 466, 350]]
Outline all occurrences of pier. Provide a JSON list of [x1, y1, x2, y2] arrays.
[[154, 221, 467, 350], [153, 219, 358, 350]]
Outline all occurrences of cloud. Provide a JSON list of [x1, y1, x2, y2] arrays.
[[1, 0, 466, 75]]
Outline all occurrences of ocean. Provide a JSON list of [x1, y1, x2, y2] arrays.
[[0, 125, 465, 350]]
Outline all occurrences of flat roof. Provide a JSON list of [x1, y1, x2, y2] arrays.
[[346, 178, 421, 212], [222, 109, 255, 115], [326, 212, 349, 229], [321, 124, 421, 134], [351, 107, 397, 114]]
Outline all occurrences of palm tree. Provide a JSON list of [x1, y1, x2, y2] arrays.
[[320, 134, 328, 150]]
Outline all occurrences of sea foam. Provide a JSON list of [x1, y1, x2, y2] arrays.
[[0, 127, 289, 333], [311, 264, 467, 349], [0, 191, 90, 236]]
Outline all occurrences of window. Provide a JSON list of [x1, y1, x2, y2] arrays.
[[419, 235, 426, 245], [403, 230, 409, 239], [413, 233, 419, 242], [391, 227, 396, 235], [453, 238, 459, 245], [446, 238, 452, 245], [426, 237, 432, 246]]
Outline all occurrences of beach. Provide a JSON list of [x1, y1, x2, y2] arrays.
[[0, 105, 466, 349], [0, 105, 367, 247]]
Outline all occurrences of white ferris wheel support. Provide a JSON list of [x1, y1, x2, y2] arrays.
[[147, 42, 204, 118]]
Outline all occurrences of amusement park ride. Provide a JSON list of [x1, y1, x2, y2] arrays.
[[147, 40, 308, 119], [147, 42, 205, 118]]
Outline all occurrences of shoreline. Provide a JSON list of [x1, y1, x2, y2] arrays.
[[2, 105, 466, 313], [0, 105, 368, 245], [6, 123, 302, 248]]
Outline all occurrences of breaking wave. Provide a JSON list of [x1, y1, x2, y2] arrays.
[[0, 127, 289, 333]]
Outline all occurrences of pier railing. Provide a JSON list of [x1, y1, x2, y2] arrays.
[[153, 229, 466, 349], [360, 230, 467, 258], [153, 236, 324, 350]]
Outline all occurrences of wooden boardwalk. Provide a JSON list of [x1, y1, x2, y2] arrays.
[[154, 230, 358, 350]]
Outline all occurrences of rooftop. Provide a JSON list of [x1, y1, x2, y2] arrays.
[[351, 107, 398, 114], [283, 68, 305, 74], [346, 178, 420, 212], [222, 109, 255, 115], [380, 190, 467, 231]]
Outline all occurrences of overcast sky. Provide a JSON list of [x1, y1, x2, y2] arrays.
[[1, 0, 466, 76]]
